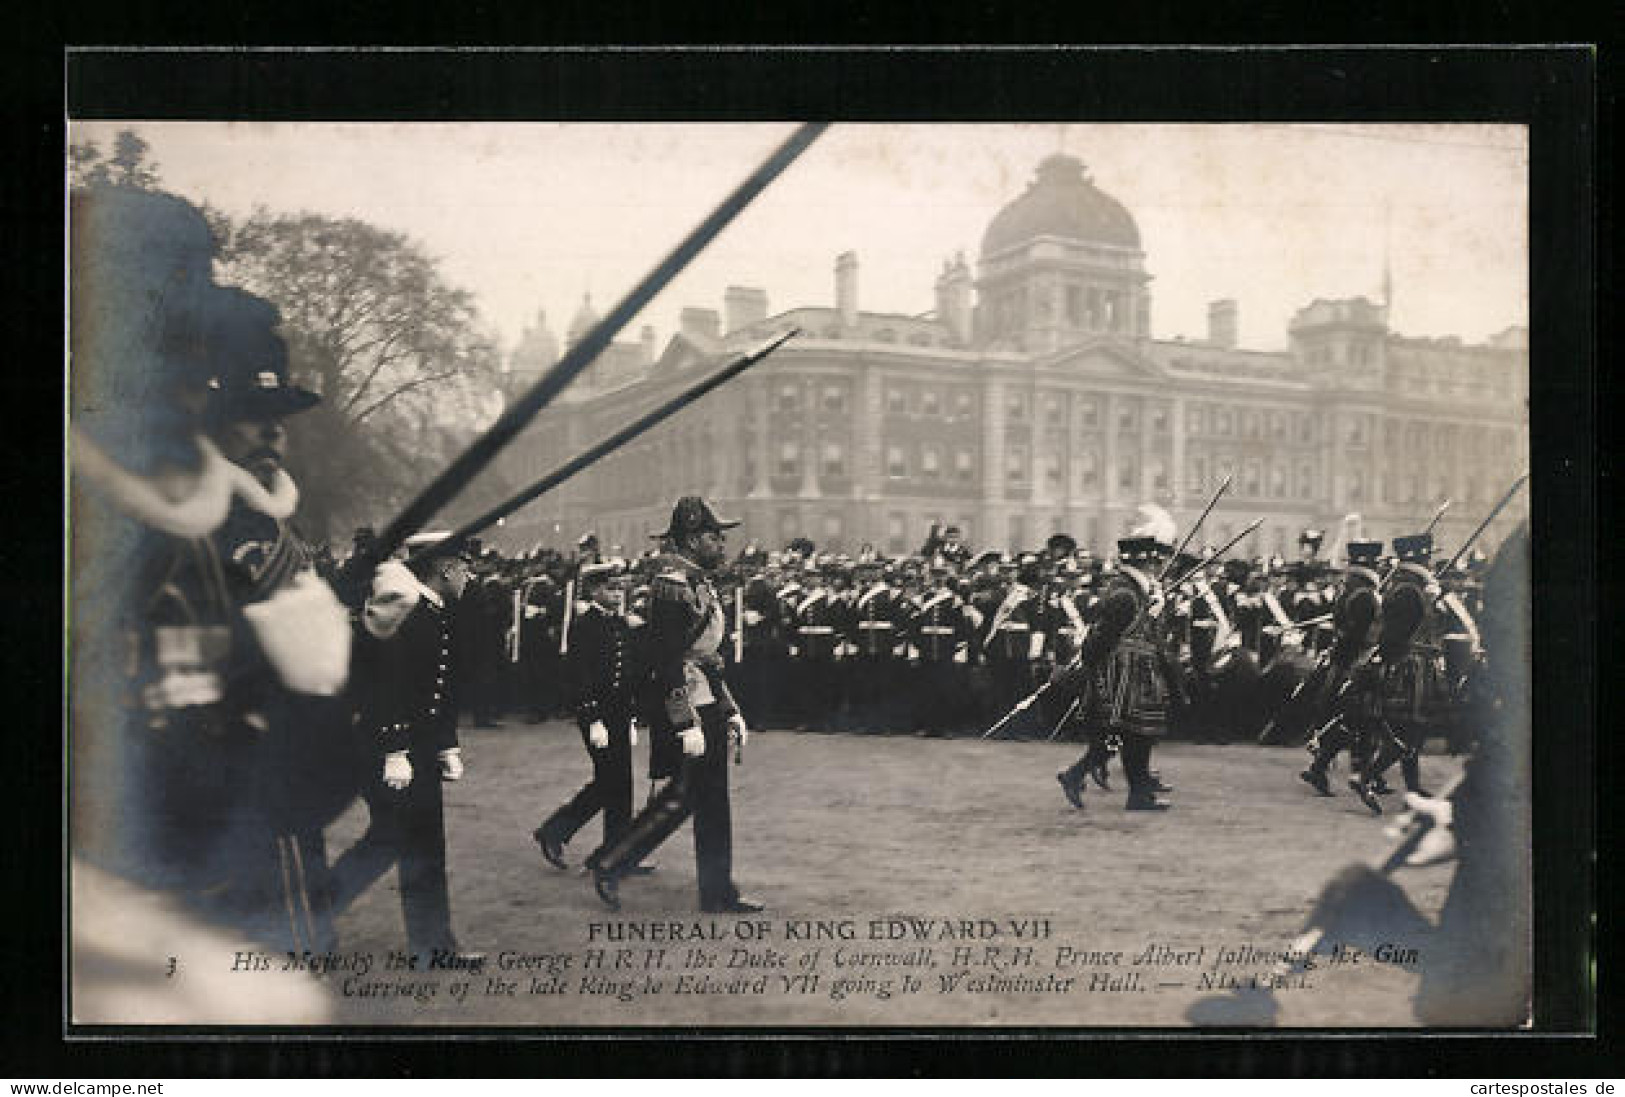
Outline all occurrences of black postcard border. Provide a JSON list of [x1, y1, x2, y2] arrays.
[[14, 43, 1606, 1077]]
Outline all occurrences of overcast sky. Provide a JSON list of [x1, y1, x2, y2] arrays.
[[69, 122, 1528, 357]]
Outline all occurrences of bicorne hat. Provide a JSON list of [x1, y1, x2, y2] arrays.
[[650, 495, 740, 541]]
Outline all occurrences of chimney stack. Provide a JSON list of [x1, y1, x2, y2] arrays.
[[640, 324, 658, 366], [724, 285, 768, 334], [679, 307, 721, 343], [934, 251, 974, 346], [1207, 299, 1238, 350], [835, 251, 859, 329]]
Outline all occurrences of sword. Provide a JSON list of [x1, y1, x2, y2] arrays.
[[1157, 474, 1233, 584], [981, 680, 1054, 740], [1047, 696, 1082, 742], [558, 578, 575, 656], [1162, 517, 1265, 590], [1434, 472, 1529, 579], [435, 329, 800, 555], [1423, 498, 1452, 538], [362, 123, 828, 567]]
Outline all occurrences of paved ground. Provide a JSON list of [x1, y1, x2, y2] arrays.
[[312, 720, 1467, 1028]]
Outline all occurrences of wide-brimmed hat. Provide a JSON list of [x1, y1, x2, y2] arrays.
[[204, 287, 320, 420], [650, 495, 740, 541]]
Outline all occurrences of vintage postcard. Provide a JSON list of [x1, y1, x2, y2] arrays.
[[67, 98, 1541, 1030]]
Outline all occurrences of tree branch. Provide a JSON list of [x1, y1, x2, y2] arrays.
[[348, 367, 462, 425]]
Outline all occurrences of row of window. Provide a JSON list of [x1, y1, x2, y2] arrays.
[[1187, 456, 1318, 502], [1187, 404, 1319, 445], [1340, 416, 1520, 453], [1301, 342, 1378, 368]]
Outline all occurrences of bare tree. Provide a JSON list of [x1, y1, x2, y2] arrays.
[[213, 210, 506, 539]]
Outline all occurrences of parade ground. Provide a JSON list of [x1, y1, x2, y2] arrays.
[[325, 721, 1463, 1028]]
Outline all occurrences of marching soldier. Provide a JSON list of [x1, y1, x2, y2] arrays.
[[534, 561, 647, 870], [1053, 515, 1182, 811], [333, 533, 480, 964], [1348, 533, 1443, 810], [1298, 539, 1385, 795], [585, 497, 762, 914]]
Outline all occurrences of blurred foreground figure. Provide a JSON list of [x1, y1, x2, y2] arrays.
[[70, 185, 353, 970], [331, 533, 482, 965]]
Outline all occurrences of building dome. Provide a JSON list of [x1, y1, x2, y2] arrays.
[[510, 308, 560, 374], [566, 292, 600, 347], [980, 154, 1141, 256]]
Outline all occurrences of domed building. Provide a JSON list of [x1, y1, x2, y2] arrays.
[[491, 155, 1527, 560], [976, 153, 1152, 351]]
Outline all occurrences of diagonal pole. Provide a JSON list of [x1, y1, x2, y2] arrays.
[[430, 330, 800, 556], [366, 122, 828, 566]]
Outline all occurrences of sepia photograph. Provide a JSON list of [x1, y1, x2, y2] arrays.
[[66, 107, 1539, 1031]]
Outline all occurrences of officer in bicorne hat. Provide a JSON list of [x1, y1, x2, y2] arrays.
[[585, 496, 763, 914]]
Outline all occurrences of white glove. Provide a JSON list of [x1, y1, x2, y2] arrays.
[[744, 609, 764, 626], [629, 720, 641, 747], [1401, 792, 1458, 867], [588, 720, 610, 749], [727, 713, 749, 749], [382, 750, 413, 790], [437, 747, 464, 782], [241, 570, 352, 695], [679, 727, 706, 757]]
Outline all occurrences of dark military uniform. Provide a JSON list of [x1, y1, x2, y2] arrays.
[[332, 587, 466, 957], [909, 578, 979, 735], [535, 594, 641, 855], [1053, 546, 1179, 810], [1348, 535, 1442, 807], [789, 580, 841, 731], [737, 573, 787, 726], [847, 570, 904, 732], [983, 570, 1041, 735], [1298, 546, 1383, 795], [587, 545, 754, 912]]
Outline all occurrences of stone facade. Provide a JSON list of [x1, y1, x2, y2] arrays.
[[491, 155, 1528, 561]]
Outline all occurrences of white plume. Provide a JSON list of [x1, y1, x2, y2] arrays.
[[1130, 502, 1178, 546]]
